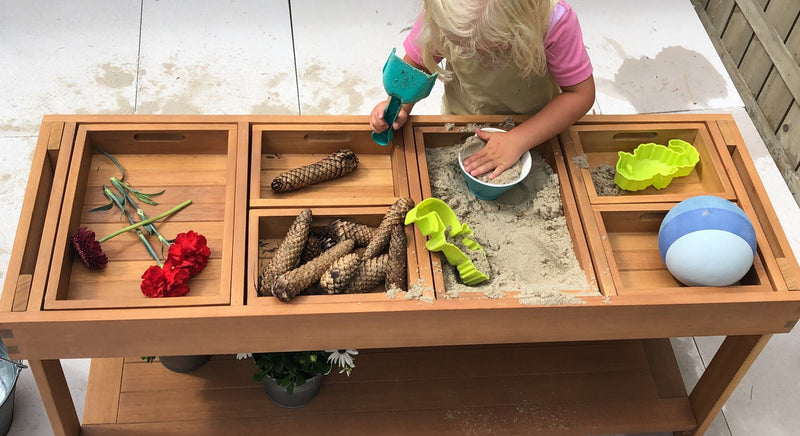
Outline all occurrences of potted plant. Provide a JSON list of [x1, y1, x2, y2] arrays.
[[141, 354, 212, 373], [252, 349, 357, 408]]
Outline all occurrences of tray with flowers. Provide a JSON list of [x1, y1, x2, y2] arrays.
[[43, 123, 242, 310]]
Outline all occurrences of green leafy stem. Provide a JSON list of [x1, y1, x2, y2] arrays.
[[98, 199, 192, 268]]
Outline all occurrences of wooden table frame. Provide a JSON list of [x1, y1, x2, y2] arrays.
[[1, 114, 798, 435]]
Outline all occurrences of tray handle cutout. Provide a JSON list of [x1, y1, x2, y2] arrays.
[[638, 212, 667, 222], [133, 133, 187, 142], [304, 133, 353, 144], [612, 132, 658, 142]]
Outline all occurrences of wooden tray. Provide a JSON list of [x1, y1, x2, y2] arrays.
[[587, 203, 772, 295], [409, 123, 597, 299], [45, 124, 241, 310], [250, 124, 410, 208], [247, 206, 424, 305], [0, 121, 77, 312], [561, 123, 735, 204]]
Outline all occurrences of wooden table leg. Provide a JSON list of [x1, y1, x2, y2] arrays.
[[28, 359, 80, 436], [683, 334, 772, 435]]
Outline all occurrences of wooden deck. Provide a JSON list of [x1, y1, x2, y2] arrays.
[[82, 340, 696, 435]]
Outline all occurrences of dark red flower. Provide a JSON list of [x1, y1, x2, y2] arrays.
[[140, 262, 191, 298], [70, 227, 108, 270], [167, 230, 210, 276]]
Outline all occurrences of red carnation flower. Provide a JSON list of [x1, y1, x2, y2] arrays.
[[167, 230, 210, 277], [140, 262, 191, 298], [70, 227, 109, 270]]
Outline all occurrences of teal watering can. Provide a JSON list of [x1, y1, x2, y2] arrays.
[[372, 48, 438, 146]]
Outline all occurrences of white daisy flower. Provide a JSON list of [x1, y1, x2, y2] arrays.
[[326, 349, 358, 375], [236, 353, 252, 360]]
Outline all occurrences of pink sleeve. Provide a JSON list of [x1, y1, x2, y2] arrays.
[[402, 12, 443, 65], [403, 13, 425, 66], [545, 1, 593, 87]]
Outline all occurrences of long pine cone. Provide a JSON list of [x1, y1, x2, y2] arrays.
[[321, 253, 388, 294], [385, 225, 407, 291], [272, 239, 355, 302], [319, 252, 362, 294], [363, 197, 414, 259], [271, 149, 359, 193], [347, 254, 388, 293], [300, 227, 336, 264], [327, 219, 376, 247], [258, 209, 312, 296]]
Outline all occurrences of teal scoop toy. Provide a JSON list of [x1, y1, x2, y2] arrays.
[[372, 48, 438, 146], [405, 198, 490, 285]]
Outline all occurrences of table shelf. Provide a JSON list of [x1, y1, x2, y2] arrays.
[[83, 340, 695, 435]]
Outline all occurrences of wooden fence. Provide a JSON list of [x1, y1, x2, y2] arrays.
[[694, 0, 800, 200]]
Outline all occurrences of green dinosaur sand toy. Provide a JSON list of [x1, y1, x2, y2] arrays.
[[615, 139, 699, 191]]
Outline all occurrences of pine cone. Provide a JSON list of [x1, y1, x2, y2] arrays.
[[272, 239, 355, 302], [321, 253, 388, 294], [327, 219, 376, 247], [319, 252, 362, 294], [385, 225, 407, 291], [348, 254, 388, 293], [271, 149, 359, 193], [258, 209, 312, 296], [363, 197, 414, 259], [300, 227, 336, 264]]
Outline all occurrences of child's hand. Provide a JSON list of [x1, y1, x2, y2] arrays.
[[370, 99, 409, 133], [463, 129, 528, 180]]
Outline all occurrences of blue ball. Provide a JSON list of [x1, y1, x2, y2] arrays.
[[658, 196, 756, 286]]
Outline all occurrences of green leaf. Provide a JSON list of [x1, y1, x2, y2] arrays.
[[133, 191, 160, 206], [94, 147, 125, 180], [89, 203, 114, 212], [110, 176, 164, 205]]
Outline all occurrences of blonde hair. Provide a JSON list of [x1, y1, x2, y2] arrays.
[[418, 0, 554, 82]]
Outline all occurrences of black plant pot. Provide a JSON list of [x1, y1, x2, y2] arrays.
[[262, 374, 324, 408], [158, 355, 211, 373]]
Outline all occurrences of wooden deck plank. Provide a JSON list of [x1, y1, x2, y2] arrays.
[[83, 398, 696, 436], [120, 342, 654, 392]]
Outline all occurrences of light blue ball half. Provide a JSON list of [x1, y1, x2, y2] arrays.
[[658, 196, 756, 286]]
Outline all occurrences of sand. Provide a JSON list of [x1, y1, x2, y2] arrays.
[[591, 164, 623, 196], [572, 155, 624, 196], [424, 139, 599, 305]]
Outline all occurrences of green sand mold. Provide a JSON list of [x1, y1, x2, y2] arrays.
[[404, 197, 490, 285], [614, 139, 699, 191]]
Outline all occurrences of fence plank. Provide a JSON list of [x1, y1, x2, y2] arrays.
[[763, 1, 800, 39], [757, 70, 794, 132], [788, 21, 800, 64], [739, 36, 772, 96], [722, 6, 755, 64], [706, 0, 736, 37], [776, 103, 800, 169]]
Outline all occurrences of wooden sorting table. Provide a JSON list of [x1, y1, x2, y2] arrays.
[[1, 114, 798, 435]]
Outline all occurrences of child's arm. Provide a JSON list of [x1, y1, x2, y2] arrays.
[[369, 55, 430, 134], [463, 75, 595, 180]]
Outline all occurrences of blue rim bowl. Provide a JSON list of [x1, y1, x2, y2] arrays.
[[458, 128, 532, 200]]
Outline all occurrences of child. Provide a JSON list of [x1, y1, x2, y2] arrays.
[[369, 0, 595, 180]]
